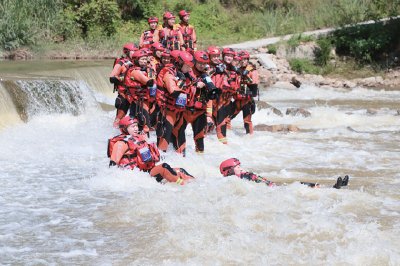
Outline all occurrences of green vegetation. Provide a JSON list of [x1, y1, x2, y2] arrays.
[[0, 0, 399, 58]]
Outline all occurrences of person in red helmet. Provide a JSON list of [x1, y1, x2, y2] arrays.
[[211, 47, 240, 145], [149, 42, 165, 72], [140, 17, 158, 49], [156, 51, 195, 152], [109, 116, 195, 185], [161, 49, 171, 66], [124, 49, 156, 135], [153, 12, 185, 51], [228, 50, 258, 134], [170, 50, 181, 64], [172, 50, 214, 156], [220, 158, 349, 189], [225, 52, 242, 131], [174, 10, 197, 53], [110, 43, 139, 128]]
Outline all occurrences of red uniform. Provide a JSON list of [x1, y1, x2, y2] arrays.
[[139, 29, 155, 49], [174, 22, 197, 52], [153, 25, 184, 51]]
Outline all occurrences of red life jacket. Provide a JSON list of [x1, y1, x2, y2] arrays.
[[234, 66, 255, 100], [158, 25, 180, 49], [178, 23, 194, 42], [112, 57, 131, 93], [156, 65, 191, 113], [142, 30, 154, 48], [124, 66, 154, 102], [107, 134, 160, 171], [186, 70, 209, 110]]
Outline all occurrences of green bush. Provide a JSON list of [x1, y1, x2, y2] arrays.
[[289, 58, 316, 73], [316, 38, 332, 66]]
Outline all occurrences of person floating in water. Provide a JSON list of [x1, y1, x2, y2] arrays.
[[220, 158, 349, 189]]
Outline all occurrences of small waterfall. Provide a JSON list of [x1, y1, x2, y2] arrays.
[[31, 65, 114, 98], [0, 76, 99, 128]]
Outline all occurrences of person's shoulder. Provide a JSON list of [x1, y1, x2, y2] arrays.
[[156, 25, 163, 30], [173, 24, 181, 30], [188, 24, 194, 29]]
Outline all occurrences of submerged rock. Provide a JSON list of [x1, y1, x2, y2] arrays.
[[256, 101, 283, 116], [254, 124, 301, 133], [286, 108, 311, 117]]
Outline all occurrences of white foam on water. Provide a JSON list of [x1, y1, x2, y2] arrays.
[[0, 81, 399, 264]]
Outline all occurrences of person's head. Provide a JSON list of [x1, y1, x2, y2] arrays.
[[161, 50, 171, 65], [119, 116, 139, 136], [177, 51, 195, 73], [222, 47, 235, 65], [179, 10, 190, 24], [238, 51, 250, 67], [151, 42, 165, 59], [220, 158, 242, 177], [123, 43, 138, 59], [207, 46, 221, 65], [232, 52, 241, 67], [148, 17, 158, 30], [163, 12, 176, 27], [132, 50, 148, 66], [170, 50, 180, 64], [194, 50, 209, 72]]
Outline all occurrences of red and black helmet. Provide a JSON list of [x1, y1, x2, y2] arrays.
[[179, 10, 190, 20], [150, 42, 165, 53], [163, 12, 176, 24], [222, 47, 235, 55], [177, 51, 195, 67], [162, 50, 171, 57], [170, 50, 181, 62], [220, 158, 241, 177], [238, 51, 250, 59], [233, 52, 241, 60], [142, 48, 152, 55], [194, 50, 209, 63], [206, 46, 221, 55], [123, 43, 138, 55], [148, 16, 158, 24], [132, 50, 148, 61], [119, 116, 138, 134]]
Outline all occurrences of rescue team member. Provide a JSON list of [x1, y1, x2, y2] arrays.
[[109, 116, 195, 185], [172, 51, 213, 156], [124, 49, 155, 134], [153, 12, 184, 51], [229, 50, 258, 134], [161, 50, 171, 66], [220, 158, 350, 189], [212, 47, 240, 145], [225, 52, 242, 131], [140, 17, 158, 49], [110, 43, 138, 128], [174, 10, 197, 53], [150, 42, 165, 72], [156, 51, 195, 152]]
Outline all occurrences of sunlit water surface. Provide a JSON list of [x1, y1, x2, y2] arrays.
[[0, 61, 399, 265]]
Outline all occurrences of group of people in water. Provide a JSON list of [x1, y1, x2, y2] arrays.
[[107, 11, 349, 189]]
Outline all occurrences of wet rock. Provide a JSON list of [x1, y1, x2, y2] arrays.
[[313, 75, 325, 84], [367, 108, 378, 115], [320, 78, 334, 86], [332, 81, 343, 88], [256, 101, 283, 116], [343, 81, 356, 89], [272, 81, 297, 90], [254, 124, 301, 133], [291, 77, 302, 88], [286, 108, 311, 117]]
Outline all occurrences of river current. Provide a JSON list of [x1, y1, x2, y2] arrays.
[[0, 61, 399, 265]]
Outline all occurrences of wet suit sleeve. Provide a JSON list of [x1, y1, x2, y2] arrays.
[[153, 29, 160, 43], [192, 27, 197, 49], [241, 172, 276, 187], [177, 31, 185, 50], [248, 68, 258, 85], [139, 32, 145, 48], [164, 72, 183, 96], [206, 100, 213, 118], [131, 69, 150, 84], [150, 163, 195, 185], [110, 141, 129, 165]]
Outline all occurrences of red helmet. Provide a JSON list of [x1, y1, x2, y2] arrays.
[[148, 16, 158, 24], [233, 52, 241, 60], [123, 43, 138, 55], [194, 50, 209, 63], [170, 50, 181, 62], [206, 46, 221, 55], [150, 42, 165, 53], [179, 10, 190, 20], [222, 47, 235, 55], [142, 48, 152, 55], [238, 51, 250, 59], [220, 158, 241, 177], [162, 50, 171, 57], [163, 12, 176, 24], [177, 51, 195, 67], [132, 50, 148, 61], [119, 116, 138, 134]]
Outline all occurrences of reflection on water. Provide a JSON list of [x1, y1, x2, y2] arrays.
[[0, 62, 399, 265]]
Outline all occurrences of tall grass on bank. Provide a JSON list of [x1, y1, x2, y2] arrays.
[[0, 0, 61, 50]]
